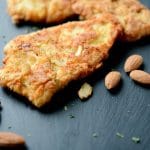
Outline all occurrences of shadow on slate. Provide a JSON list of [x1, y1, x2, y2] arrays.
[[15, 14, 79, 29], [0, 145, 28, 150], [2, 82, 80, 114], [2, 36, 150, 114], [131, 81, 150, 89], [3, 88, 35, 109], [40, 81, 80, 114], [109, 79, 124, 95]]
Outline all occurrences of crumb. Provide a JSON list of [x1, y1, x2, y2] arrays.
[[27, 133, 31, 137], [92, 133, 98, 138], [78, 82, 93, 100], [64, 106, 68, 111], [69, 114, 75, 119], [132, 137, 140, 143], [8, 126, 12, 129], [116, 132, 124, 138]]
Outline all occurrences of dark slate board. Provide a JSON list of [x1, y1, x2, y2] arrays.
[[0, 1, 150, 150]]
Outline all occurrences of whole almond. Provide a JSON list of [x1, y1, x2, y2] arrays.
[[0, 132, 25, 147], [130, 70, 150, 84], [105, 71, 121, 89], [124, 54, 143, 72]]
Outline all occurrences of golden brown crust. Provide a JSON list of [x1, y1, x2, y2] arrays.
[[72, 0, 150, 41], [0, 14, 122, 107], [7, 0, 74, 24]]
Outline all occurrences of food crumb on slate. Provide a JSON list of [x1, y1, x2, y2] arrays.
[[116, 132, 124, 138], [132, 137, 140, 143], [68, 114, 75, 119], [92, 133, 98, 138], [27, 133, 31, 137], [78, 82, 93, 100], [64, 106, 68, 111], [8, 126, 12, 129]]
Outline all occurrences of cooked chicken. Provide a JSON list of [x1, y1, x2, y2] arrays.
[[0, 14, 122, 107], [7, 0, 74, 24], [72, 0, 150, 41]]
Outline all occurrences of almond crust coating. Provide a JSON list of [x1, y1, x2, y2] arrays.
[[7, 0, 74, 24], [0, 14, 122, 107], [72, 0, 150, 41]]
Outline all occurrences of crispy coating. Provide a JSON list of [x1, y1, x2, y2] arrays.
[[7, 0, 74, 24], [72, 0, 150, 41], [0, 14, 122, 107]]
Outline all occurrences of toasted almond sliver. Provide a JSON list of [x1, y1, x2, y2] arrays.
[[75, 45, 83, 56]]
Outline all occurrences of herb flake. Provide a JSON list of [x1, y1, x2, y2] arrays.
[[92, 133, 98, 138], [116, 132, 124, 138], [69, 114, 75, 119], [27, 133, 31, 137], [32, 26, 40, 31], [132, 137, 140, 143], [8, 126, 12, 129]]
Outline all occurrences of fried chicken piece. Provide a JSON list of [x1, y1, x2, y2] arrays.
[[72, 0, 150, 41], [0, 14, 122, 107], [7, 0, 74, 24]]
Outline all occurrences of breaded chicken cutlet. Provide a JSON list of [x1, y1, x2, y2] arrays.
[[72, 0, 150, 41], [0, 14, 122, 107], [7, 0, 74, 24]]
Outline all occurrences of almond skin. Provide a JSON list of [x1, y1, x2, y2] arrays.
[[130, 70, 150, 84], [0, 132, 25, 147], [124, 54, 143, 72], [105, 71, 121, 90]]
